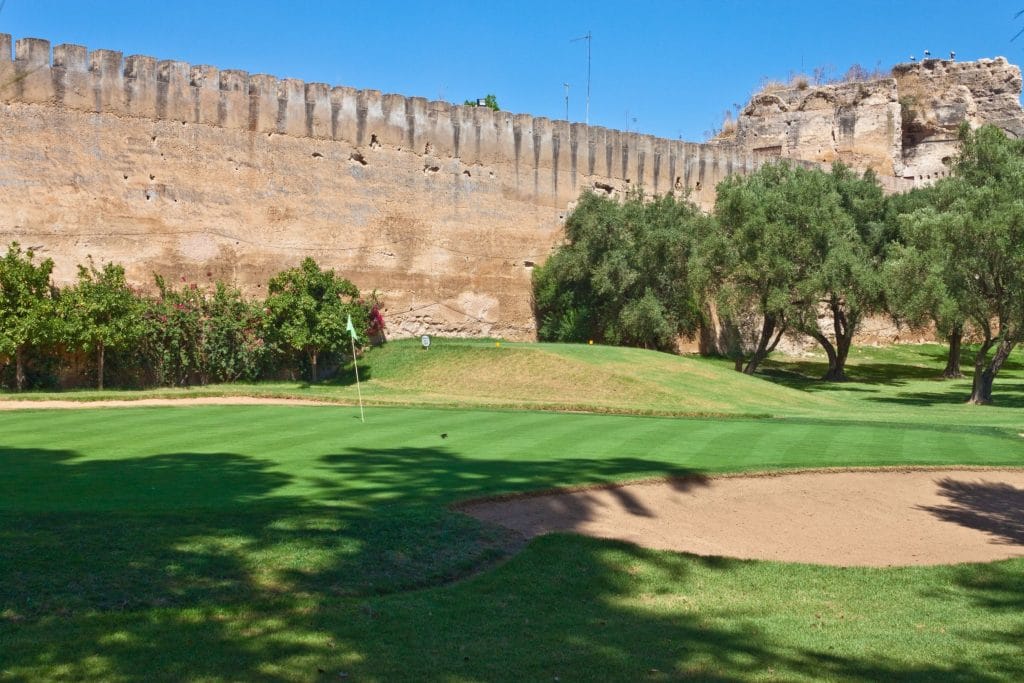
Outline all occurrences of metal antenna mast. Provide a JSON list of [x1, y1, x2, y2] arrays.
[[571, 31, 591, 125], [562, 82, 570, 120]]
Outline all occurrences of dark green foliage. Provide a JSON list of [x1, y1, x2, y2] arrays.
[[464, 93, 500, 111], [142, 277, 270, 386], [0, 254, 376, 390], [0, 242, 55, 390], [889, 124, 1024, 403], [533, 191, 711, 351], [59, 260, 147, 390], [711, 162, 886, 378], [884, 183, 967, 378], [264, 257, 367, 382]]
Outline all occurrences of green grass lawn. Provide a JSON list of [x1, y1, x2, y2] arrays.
[[1, 342, 1023, 680]]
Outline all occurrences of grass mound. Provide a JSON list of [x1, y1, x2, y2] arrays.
[[351, 338, 827, 415]]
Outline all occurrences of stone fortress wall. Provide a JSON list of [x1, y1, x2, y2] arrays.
[[0, 35, 763, 340], [1, 35, 1022, 341]]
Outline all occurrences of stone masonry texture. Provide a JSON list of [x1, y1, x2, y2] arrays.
[[0, 35, 1021, 340]]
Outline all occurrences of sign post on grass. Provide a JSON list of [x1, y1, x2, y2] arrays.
[[346, 314, 365, 423]]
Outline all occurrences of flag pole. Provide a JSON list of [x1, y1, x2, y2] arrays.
[[346, 314, 365, 423], [350, 334, 364, 423]]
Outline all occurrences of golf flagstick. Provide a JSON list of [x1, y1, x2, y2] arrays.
[[346, 314, 365, 423]]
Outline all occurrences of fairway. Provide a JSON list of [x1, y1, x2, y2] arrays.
[[2, 343, 1024, 680]]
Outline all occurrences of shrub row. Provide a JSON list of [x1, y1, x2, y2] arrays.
[[0, 253, 385, 391]]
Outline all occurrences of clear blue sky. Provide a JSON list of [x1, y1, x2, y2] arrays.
[[3, 1, 1023, 141]]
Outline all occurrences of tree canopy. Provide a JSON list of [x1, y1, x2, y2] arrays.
[[533, 190, 713, 352], [0, 243, 55, 390], [59, 260, 146, 390], [713, 162, 884, 377], [891, 124, 1024, 403], [264, 257, 366, 382]]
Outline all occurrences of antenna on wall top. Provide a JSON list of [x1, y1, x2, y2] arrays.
[[571, 31, 592, 125]]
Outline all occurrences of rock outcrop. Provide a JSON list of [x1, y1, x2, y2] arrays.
[[894, 57, 1024, 179], [728, 56, 1024, 187]]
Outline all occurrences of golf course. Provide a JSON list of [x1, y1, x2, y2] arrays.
[[1, 339, 1022, 681]]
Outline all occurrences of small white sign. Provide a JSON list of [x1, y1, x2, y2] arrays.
[[421, 335, 431, 348]]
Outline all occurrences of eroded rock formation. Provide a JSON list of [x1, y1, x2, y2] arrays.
[[728, 56, 1024, 187]]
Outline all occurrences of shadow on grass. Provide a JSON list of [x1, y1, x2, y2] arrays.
[[1, 444, 1022, 680], [867, 381, 1024, 408]]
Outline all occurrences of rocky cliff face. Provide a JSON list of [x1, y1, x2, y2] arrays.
[[732, 78, 902, 176], [730, 57, 1024, 185], [894, 57, 1024, 179]]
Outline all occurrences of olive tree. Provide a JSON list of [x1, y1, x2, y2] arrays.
[[533, 190, 711, 351], [714, 162, 880, 378], [893, 125, 1024, 403]]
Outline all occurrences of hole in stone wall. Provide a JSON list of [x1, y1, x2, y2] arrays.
[[149, 174, 155, 181], [349, 152, 368, 166], [489, 171, 496, 179], [151, 135, 157, 142], [123, 174, 128, 180], [423, 164, 440, 174], [594, 181, 614, 195], [523, 261, 535, 268], [463, 170, 471, 177], [312, 152, 324, 158], [695, 182, 702, 191]]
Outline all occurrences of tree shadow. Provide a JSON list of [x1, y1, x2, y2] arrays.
[[868, 381, 1024, 408], [2, 443, 1023, 680], [917, 477, 1024, 546]]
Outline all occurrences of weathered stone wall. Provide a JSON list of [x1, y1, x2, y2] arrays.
[[730, 57, 1024, 187], [0, 35, 755, 340], [894, 57, 1024, 180], [732, 78, 903, 176], [3, 34, 1022, 343]]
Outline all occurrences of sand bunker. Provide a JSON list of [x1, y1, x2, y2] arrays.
[[463, 469, 1024, 567]]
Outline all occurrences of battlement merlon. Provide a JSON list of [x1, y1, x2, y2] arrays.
[[0, 33, 763, 208]]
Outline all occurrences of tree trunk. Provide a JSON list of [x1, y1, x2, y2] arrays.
[[942, 325, 963, 379], [97, 344, 105, 391], [14, 347, 25, 392], [309, 349, 318, 383], [968, 337, 994, 405], [831, 330, 852, 382], [742, 314, 784, 375], [810, 297, 853, 382], [808, 329, 838, 377], [968, 337, 1016, 405]]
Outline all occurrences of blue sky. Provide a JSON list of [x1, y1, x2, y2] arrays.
[[3, 1, 1023, 141]]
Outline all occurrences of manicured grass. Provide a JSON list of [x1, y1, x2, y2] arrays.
[[2, 342, 1023, 679], [6, 339, 1024, 423], [1, 393, 1023, 680]]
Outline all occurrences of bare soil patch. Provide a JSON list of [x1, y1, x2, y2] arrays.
[[462, 469, 1024, 567]]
